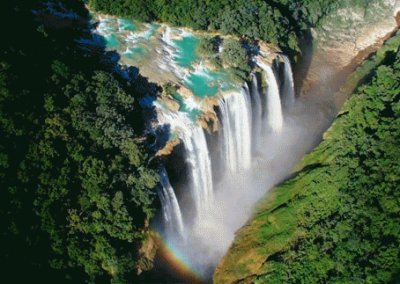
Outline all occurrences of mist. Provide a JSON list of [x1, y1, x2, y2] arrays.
[[154, 57, 338, 281]]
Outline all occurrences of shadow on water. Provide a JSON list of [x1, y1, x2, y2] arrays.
[[82, 15, 187, 174], [79, 5, 197, 284]]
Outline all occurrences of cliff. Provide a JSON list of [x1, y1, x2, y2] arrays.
[[300, 0, 400, 108]]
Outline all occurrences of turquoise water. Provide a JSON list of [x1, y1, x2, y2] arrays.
[[185, 73, 218, 97], [124, 46, 146, 61], [172, 92, 201, 121], [119, 18, 136, 31], [98, 16, 236, 101], [145, 23, 160, 39], [174, 35, 199, 67], [185, 69, 233, 97], [105, 34, 120, 49]]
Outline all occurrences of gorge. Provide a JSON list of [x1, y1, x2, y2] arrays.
[[81, 2, 400, 280], [1, 1, 399, 283], [83, 11, 339, 281]]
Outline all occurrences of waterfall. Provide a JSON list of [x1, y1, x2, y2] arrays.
[[242, 84, 253, 169], [155, 55, 296, 277], [218, 86, 252, 173], [158, 168, 185, 239], [282, 55, 295, 109], [180, 125, 214, 221], [250, 74, 262, 152], [257, 61, 283, 134], [153, 100, 214, 229]]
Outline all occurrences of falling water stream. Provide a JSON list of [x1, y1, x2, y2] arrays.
[[157, 56, 305, 280], [256, 61, 283, 134], [158, 168, 185, 240], [83, 11, 398, 282], [218, 87, 253, 173], [282, 55, 296, 109]]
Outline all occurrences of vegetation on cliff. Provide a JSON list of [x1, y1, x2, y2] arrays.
[[88, 0, 394, 59], [88, 0, 300, 56], [0, 1, 158, 282], [1, 0, 398, 283], [215, 37, 400, 283]]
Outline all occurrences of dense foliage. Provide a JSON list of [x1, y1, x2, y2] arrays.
[[215, 41, 400, 283], [1, 0, 397, 283], [197, 37, 252, 80], [266, 50, 400, 284], [89, 0, 377, 58], [0, 1, 158, 283], [89, 0, 302, 56]]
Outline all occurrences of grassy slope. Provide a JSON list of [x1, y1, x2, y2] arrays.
[[214, 34, 400, 284]]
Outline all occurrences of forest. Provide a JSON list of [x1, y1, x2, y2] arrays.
[[0, 1, 158, 283], [88, 0, 375, 58], [88, 0, 337, 57], [1, 0, 399, 283]]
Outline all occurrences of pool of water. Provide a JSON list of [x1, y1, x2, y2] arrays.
[[105, 34, 120, 49], [118, 18, 136, 31], [184, 67, 234, 97], [173, 35, 199, 67], [89, 13, 241, 113]]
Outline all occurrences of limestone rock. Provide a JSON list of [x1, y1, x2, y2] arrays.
[[159, 95, 180, 112], [177, 85, 194, 100], [155, 138, 181, 156], [197, 110, 219, 132]]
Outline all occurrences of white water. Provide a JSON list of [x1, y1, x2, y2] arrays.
[[282, 55, 296, 109], [126, 24, 154, 42], [159, 26, 189, 79], [257, 61, 284, 133], [153, 60, 328, 280], [158, 168, 185, 239], [218, 87, 252, 173], [250, 74, 263, 152], [180, 125, 214, 222], [153, 102, 214, 226]]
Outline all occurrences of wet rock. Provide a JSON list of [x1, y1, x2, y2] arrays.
[[135, 231, 159, 275]]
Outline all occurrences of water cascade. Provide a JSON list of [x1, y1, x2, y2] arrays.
[[87, 15, 301, 278], [154, 55, 296, 279], [218, 86, 252, 173], [257, 61, 284, 133], [250, 74, 263, 152], [153, 103, 214, 232], [158, 168, 185, 239], [282, 55, 296, 109], [180, 125, 214, 223]]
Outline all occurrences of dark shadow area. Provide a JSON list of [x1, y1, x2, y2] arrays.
[[0, 1, 167, 283], [293, 30, 314, 96]]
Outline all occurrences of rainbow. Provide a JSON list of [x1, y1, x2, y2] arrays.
[[154, 233, 206, 283]]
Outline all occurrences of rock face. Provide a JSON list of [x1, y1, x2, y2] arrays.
[[155, 138, 181, 156], [159, 95, 180, 112], [197, 109, 219, 132], [300, 0, 400, 104], [315, 0, 399, 66], [135, 231, 159, 275]]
